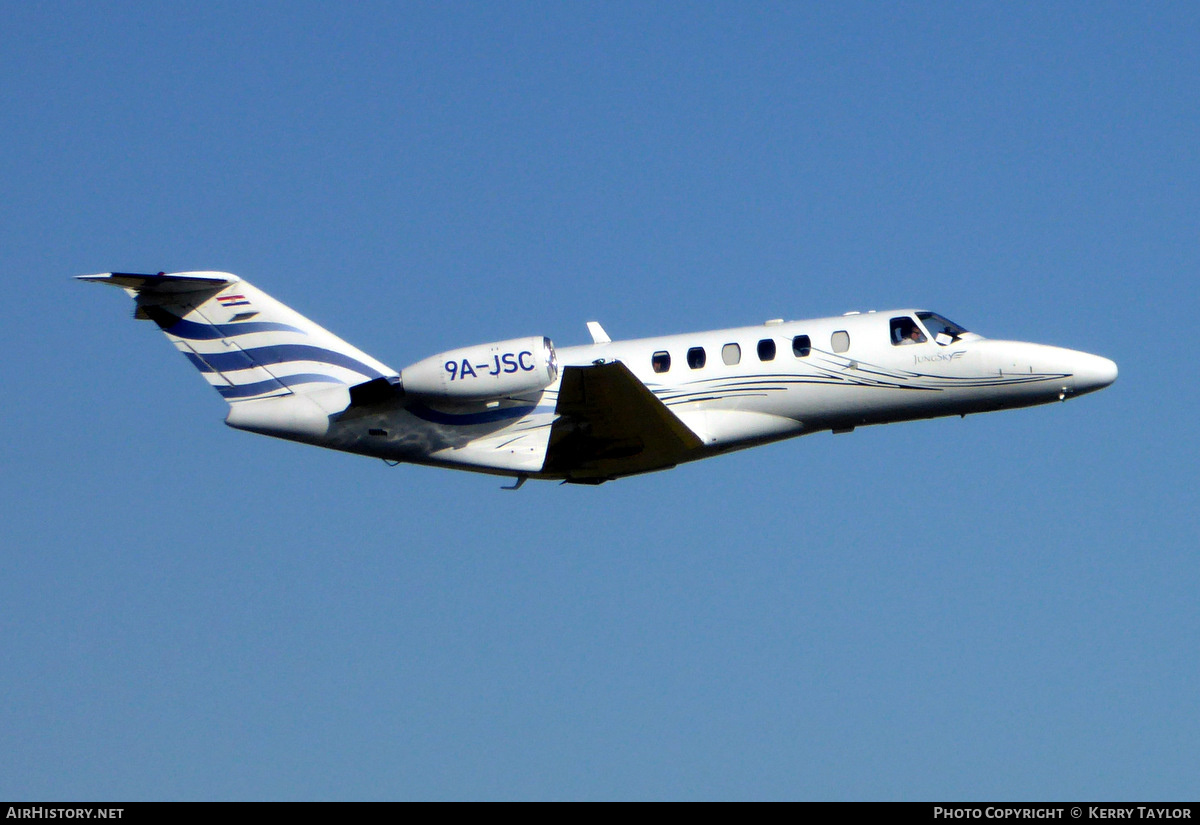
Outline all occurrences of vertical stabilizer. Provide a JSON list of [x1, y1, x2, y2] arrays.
[[78, 271, 397, 404]]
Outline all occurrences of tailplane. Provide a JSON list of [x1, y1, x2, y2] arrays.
[[79, 271, 398, 403]]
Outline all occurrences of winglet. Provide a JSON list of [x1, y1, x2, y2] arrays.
[[586, 321, 611, 344]]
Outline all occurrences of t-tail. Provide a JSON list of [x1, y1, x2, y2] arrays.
[[78, 271, 398, 441]]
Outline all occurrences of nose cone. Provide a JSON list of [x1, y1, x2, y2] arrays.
[[1072, 352, 1118, 396], [981, 340, 1117, 401]]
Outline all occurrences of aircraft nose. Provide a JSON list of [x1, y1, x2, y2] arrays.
[[1071, 352, 1118, 396]]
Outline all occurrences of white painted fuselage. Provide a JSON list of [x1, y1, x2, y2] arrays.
[[306, 310, 1116, 482], [82, 272, 1117, 485]]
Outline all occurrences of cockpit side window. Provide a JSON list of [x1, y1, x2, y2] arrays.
[[917, 312, 968, 345], [891, 316, 926, 346]]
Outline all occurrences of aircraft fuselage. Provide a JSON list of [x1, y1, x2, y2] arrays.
[[309, 309, 1117, 482], [81, 273, 1116, 485]]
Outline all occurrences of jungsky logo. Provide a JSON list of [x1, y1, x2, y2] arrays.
[[915, 350, 966, 365]]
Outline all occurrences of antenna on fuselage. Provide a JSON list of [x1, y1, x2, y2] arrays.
[[586, 321, 611, 344]]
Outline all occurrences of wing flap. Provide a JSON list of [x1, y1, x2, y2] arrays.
[[543, 361, 703, 481]]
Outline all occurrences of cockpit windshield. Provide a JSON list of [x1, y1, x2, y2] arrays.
[[917, 312, 969, 344]]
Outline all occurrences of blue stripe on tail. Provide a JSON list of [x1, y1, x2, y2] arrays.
[[182, 344, 384, 380], [142, 305, 305, 340], [216, 373, 343, 399]]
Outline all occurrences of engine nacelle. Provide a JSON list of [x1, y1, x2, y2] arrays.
[[401, 336, 559, 400]]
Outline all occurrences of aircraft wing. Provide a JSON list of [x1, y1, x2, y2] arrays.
[[542, 361, 704, 482]]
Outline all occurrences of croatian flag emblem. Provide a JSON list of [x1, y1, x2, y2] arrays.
[[218, 294, 252, 308]]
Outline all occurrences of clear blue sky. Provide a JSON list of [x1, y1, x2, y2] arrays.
[[3, 1, 1197, 800]]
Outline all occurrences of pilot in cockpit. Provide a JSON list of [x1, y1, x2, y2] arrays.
[[898, 324, 926, 345]]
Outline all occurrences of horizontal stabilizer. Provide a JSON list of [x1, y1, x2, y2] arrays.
[[77, 271, 237, 294]]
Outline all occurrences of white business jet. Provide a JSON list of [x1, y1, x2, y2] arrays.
[[81, 271, 1116, 486]]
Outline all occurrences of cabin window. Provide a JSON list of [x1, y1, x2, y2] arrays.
[[721, 343, 741, 365], [792, 335, 811, 357], [831, 331, 850, 353], [757, 338, 776, 361], [890, 316, 926, 346], [687, 347, 706, 369], [652, 351, 671, 373]]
